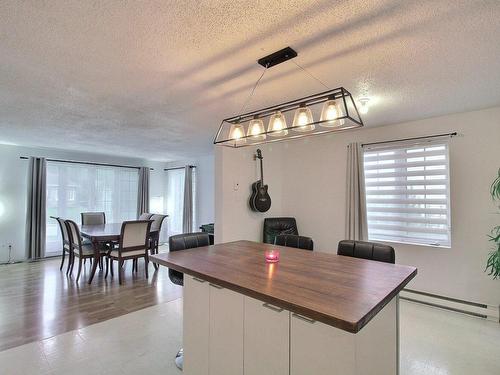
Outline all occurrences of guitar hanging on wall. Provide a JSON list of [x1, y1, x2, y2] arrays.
[[249, 149, 272, 212]]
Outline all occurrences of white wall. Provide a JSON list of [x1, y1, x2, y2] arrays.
[[0, 144, 168, 262], [215, 106, 500, 306]]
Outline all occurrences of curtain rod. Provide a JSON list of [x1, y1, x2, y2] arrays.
[[164, 165, 196, 171], [19, 156, 154, 170], [361, 132, 457, 147]]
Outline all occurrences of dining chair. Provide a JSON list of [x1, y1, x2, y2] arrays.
[[106, 220, 152, 285], [263, 217, 298, 244], [274, 234, 314, 251], [149, 214, 168, 269], [168, 232, 211, 370], [81, 212, 106, 225], [139, 213, 153, 220], [337, 240, 395, 264], [133, 214, 168, 272], [54, 217, 72, 274], [65, 220, 103, 282]]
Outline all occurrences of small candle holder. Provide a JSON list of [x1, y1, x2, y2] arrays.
[[265, 249, 280, 263]]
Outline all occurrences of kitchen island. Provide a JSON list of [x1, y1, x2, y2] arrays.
[[151, 240, 417, 375]]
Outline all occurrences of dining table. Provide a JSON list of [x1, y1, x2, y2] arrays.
[[80, 223, 123, 284]]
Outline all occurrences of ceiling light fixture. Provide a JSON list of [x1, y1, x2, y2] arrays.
[[214, 47, 364, 148], [358, 97, 370, 115]]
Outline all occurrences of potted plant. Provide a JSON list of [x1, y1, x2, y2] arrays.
[[485, 169, 500, 279]]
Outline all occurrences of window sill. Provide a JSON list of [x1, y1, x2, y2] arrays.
[[368, 238, 451, 249]]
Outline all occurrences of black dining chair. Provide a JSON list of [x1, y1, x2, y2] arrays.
[[274, 234, 314, 251], [337, 240, 395, 264], [168, 232, 211, 370], [263, 217, 298, 244]]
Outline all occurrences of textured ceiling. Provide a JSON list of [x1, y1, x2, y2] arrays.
[[1, 0, 500, 161]]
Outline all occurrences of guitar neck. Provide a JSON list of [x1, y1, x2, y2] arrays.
[[260, 157, 264, 185]]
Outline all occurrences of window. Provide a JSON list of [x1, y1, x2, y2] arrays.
[[45, 162, 139, 254], [363, 140, 451, 247], [166, 167, 197, 238]]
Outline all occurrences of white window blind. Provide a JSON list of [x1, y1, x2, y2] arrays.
[[363, 140, 451, 247]]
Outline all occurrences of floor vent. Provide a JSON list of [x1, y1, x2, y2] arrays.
[[400, 289, 499, 322]]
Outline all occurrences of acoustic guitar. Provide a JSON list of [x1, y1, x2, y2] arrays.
[[249, 149, 271, 212]]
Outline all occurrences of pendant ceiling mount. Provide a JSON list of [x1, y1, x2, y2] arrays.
[[257, 46, 298, 68], [214, 48, 364, 148]]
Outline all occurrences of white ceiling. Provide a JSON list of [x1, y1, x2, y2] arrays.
[[1, 0, 500, 161]]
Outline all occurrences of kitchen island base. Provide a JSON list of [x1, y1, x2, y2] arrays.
[[183, 276, 399, 375]]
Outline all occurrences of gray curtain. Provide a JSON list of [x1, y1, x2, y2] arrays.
[[137, 167, 150, 218], [26, 157, 47, 260], [182, 166, 193, 233], [345, 143, 368, 240]]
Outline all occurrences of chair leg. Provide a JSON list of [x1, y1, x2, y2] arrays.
[[76, 257, 83, 282], [105, 257, 109, 278], [69, 253, 76, 276], [110, 259, 114, 276], [66, 251, 73, 275], [60, 249, 66, 271], [145, 255, 149, 279], [118, 259, 124, 285], [153, 241, 159, 270]]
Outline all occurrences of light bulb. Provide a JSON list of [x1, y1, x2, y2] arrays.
[[292, 105, 315, 132], [246, 118, 266, 141], [358, 97, 370, 115], [320, 98, 345, 127], [267, 111, 288, 137], [229, 124, 246, 145]]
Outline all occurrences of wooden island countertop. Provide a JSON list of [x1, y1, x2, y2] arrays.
[[151, 240, 417, 333]]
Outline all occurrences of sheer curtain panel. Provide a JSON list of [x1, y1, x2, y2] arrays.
[[45, 162, 139, 254]]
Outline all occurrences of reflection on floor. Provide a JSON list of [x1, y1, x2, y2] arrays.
[[0, 251, 182, 352], [0, 298, 498, 375]]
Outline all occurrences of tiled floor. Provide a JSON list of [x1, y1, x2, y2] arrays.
[[0, 298, 498, 375]]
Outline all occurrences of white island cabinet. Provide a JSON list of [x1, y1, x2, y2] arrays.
[[151, 241, 416, 375]]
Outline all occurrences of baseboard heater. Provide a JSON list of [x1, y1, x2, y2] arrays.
[[400, 289, 499, 322]]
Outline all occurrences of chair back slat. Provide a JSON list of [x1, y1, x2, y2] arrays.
[[81, 212, 106, 225]]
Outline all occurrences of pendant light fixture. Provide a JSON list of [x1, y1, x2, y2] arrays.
[[214, 47, 364, 148], [292, 103, 314, 132], [320, 97, 345, 127], [247, 117, 266, 141], [228, 123, 246, 146], [267, 111, 288, 136]]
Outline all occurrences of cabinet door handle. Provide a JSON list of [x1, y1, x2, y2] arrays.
[[262, 303, 284, 313], [192, 277, 206, 283], [209, 283, 224, 289], [292, 313, 316, 324]]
